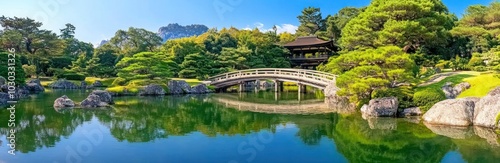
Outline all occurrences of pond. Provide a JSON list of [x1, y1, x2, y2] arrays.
[[0, 90, 499, 163]]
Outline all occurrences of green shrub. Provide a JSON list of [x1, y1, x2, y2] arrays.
[[413, 89, 446, 111], [372, 86, 415, 109], [59, 73, 86, 81], [473, 66, 488, 72], [112, 77, 127, 86], [435, 60, 450, 69], [0, 52, 26, 86]]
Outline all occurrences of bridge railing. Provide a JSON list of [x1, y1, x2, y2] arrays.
[[207, 68, 337, 84]]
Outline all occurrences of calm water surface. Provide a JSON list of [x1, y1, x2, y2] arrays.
[[0, 90, 499, 163]]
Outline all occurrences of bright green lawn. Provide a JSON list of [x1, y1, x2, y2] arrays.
[[458, 74, 500, 98], [417, 72, 500, 98], [170, 78, 202, 86], [416, 74, 476, 92]]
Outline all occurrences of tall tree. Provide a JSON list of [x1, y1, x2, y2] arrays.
[[319, 7, 364, 41], [340, 0, 455, 55], [451, 2, 500, 56], [60, 23, 76, 39], [0, 16, 63, 77], [109, 27, 163, 57], [296, 7, 326, 36]]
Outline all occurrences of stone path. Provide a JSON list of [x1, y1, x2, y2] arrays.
[[418, 71, 479, 87]]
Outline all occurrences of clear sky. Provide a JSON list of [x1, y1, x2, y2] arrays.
[[0, 0, 495, 46]]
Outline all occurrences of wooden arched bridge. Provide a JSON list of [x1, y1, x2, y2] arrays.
[[205, 68, 337, 92]]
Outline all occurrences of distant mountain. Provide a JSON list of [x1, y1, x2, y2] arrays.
[[97, 40, 109, 47], [157, 23, 209, 42]]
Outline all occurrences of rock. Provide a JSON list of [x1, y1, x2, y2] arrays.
[[89, 90, 114, 104], [80, 94, 109, 108], [0, 76, 6, 85], [473, 126, 500, 146], [424, 123, 474, 139], [454, 82, 471, 95], [25, 79, 45, 92], [442, 82, 456, 99], [360, 97, 399, 117], [0, 92, 9, 107], [53, 95, 75, 108], [423, 97, 479, 126], [139, 84, 166, 96], [260, 81, 274, 88], [398, 107, 422, 117], [167, 80, 192, 94], [442, 82, 471, 99], [190, 84, 211, 94], [80, 81, 90, 89], [92, 81, 103, 87], [324, 83, 355, 113], [364, 117, 397, 130], [474, 87, 500, 128], [49, 79, 79, 89]]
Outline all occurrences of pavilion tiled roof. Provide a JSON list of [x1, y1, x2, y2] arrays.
[[283, 36, 333, 47]]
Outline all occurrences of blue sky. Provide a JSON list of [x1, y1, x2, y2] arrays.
[[0, 0, 495, 46]]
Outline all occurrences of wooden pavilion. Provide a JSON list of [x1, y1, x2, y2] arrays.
[[283, 36, 339, 69]]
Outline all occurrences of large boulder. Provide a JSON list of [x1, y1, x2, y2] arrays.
[[423, 97, 479, 126], [360, 97, 399, 117], [167, 80, 192, 94], [474, 87, 500, 128], [92, 81, 103, 87], [398, 107, 422, 117], [53, 95, 75, 108], [191, 84, 211, 94], [25, 79, 45, 92], [324, 83, 355, 113], [89, 90, 114, 104], [442, 82, 471, 99], [80, 94, 109, 108], [49, 79, 79, 89], [139, 84, 166, 96]]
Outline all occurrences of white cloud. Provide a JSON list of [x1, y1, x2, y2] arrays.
[[242, 22, 298, 34]]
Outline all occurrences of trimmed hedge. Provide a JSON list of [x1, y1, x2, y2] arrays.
[[413, 88, 446, 111]]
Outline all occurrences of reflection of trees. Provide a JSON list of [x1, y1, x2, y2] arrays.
[[324, 115, 455, 163], [2, 90, 499, 163], [96, 95, 283, 142], [0, 98, 92, 153]]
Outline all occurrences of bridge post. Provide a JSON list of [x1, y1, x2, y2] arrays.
[[254, 80, 260, 93], [239, 82, 244, 92]]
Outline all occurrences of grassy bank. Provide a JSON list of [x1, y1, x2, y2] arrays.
[[458, 73, 500, 98], [414, 71, 500, 110]]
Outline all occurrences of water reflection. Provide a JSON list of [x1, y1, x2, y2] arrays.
[[0, 91, 498, 162]]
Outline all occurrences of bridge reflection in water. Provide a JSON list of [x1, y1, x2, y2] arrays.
[[211, 93, 350, 114]]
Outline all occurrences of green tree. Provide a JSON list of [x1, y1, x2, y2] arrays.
[[0, 16, 64, 77], [322, 46, 415, 104], [59, 23, 75, 39], [116, 52, 177, 81], [22, 64, 36, 78], [296, 7, 326, 36], [319, 7, 364, 40], [0, 52, 26, 85], [109, 27, 162, 57], [179, 52, 212, 79], [86, 44, 118, 77], [340, 0, 455, 55]]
